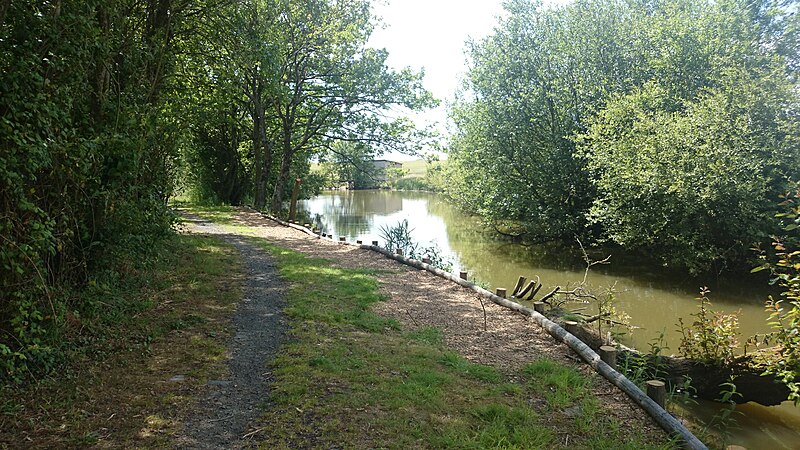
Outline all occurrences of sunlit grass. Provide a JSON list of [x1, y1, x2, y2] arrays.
[[250, 239, 673, 449]]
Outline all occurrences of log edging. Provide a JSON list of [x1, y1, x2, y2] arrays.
[[247, 208, 707, 450]]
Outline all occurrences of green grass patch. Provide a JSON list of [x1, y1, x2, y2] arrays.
[[0, 234, 244, 448], [248, 239, 673, 449]]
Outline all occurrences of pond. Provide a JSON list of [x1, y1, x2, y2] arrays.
[[298, 189, 800, 449]]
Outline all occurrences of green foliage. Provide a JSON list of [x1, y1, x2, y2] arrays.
[[318, 142, 381, 189], [677, 288, 740, 366], [0, 0, 203, 381], [447, 0, 800, 273], [378, 219, 454, 271], [753, 186, 800, 405]]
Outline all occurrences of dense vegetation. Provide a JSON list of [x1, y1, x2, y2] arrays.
[[1, 0, 432, 381], [447, 0, 799, 274]]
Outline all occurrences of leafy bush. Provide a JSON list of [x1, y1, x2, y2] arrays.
[[753, 187, 800, 404], [677, 288, 740, 366]]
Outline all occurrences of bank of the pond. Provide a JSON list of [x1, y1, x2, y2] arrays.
[[298, 189, 800, 450], [187, 205, 676, 449]]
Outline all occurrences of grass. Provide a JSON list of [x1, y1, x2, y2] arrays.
[[243, 237, 674, 449], [0, 233, 243, 448]]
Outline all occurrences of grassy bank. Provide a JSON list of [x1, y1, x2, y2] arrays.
[[244, 237, 672, 448], [0, 234, 243, 448]]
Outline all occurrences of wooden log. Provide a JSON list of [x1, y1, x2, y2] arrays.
[[599, 345, 617, 370], [459, 271, 468, 280], [619, 351, 792, 405], [395, 248, 403, 256], [533, 302, 545, 314], [304, 224, 311, 228], [422, 257, 431, 264], [342, 244, 707, 449], [539, 286, 560, 303], [512, 276, 526, 297], [496, 288, 507, 298], [514, 280, 537, 298], [528, 281, 543, 300], [646, 380, 666, 408], [339, 236, 346, 242], [356, 240, 362, 244], [372, 240, 378, 246]]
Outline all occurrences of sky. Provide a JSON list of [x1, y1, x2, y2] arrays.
[[367, 0, 508, 160]]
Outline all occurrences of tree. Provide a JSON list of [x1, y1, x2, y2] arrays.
[[447, 0, 652, 242], [1, 0, 224, 380], [265, 0, 435, 213], [447, 0, 800, 273], [578, 0, 800, 273]]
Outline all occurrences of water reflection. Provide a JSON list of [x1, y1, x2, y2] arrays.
[[298, 190, 800, 449]]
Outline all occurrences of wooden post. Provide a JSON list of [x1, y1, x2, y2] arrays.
[[646, 380, 666, 408], [533, 302, 545, 314], [564, 320, 579, 335], [395, 248, 403, 256], [356, 240, 362, 244], [304, 223, 311, 228], [422, 257, 431, 264], [459, 271, 468, 280], [288, 178, 302, 222], [371, 240, 378, 246], [339, 236, 346, 242], [496, 288, 507, 298], [599, 345, 617, 370]]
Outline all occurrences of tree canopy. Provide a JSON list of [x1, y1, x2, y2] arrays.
[[446, 0, 800, 273], [0, 0, 434, 381]]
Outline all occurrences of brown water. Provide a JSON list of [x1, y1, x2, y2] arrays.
[[299, 190, 800, 449]]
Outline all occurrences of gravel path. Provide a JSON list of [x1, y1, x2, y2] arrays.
[[178, 215, 286, 449]]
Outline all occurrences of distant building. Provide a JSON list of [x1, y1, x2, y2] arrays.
[[371, 160, 402, 183]]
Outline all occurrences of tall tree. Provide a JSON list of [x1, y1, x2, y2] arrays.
[[266, 0, 435, 213]]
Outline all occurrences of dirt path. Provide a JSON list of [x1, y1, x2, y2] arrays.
[[178, 215, 287, 449], [216, 207, 667, 442]]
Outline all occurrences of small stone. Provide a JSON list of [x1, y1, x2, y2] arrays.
[[563, 405, 582, 418], [169, 375, 186, 382]]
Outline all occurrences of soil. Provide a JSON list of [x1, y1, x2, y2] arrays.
[[177, 207, 668, 447], [177, 216, 287, 449]]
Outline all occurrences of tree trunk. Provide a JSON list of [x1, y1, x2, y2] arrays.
[[270, 148, 292, 214], [251, 83, 266, 209]]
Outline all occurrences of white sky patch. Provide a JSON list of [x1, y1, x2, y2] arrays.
[[368, 0, 570, 161], [367, 0, 506, 160]]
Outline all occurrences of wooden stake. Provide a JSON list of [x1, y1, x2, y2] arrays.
[[533, 302, 545, 314], [599, 345, 617, 370], [422, 257, 431, 264], [371, 240, 378, 246], [646, 380, 666, 408], [459, 271, 468, 280], [339, 236, 346, 242], [395, 248, 403, 256], [356, 240, 362, 244], [496, 288, 507, 298]]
